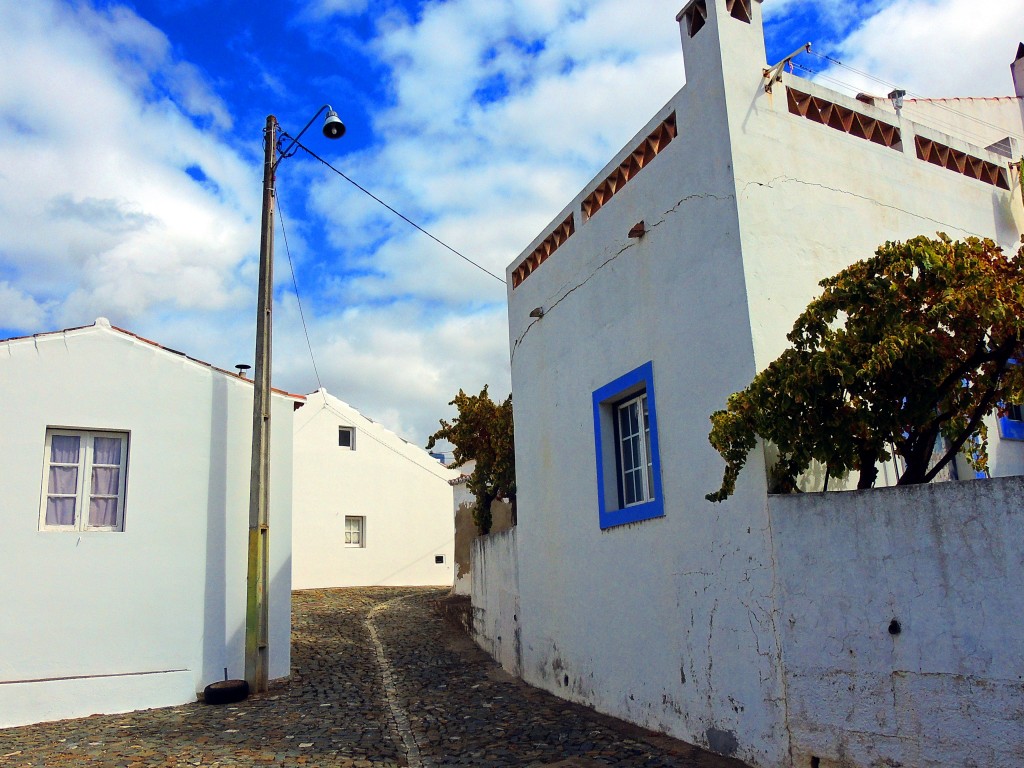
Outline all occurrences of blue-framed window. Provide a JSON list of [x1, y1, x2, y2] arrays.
[[998, 359, 1023, 441], [592, 362, 664, 529], [999, 401, 1024, 441]]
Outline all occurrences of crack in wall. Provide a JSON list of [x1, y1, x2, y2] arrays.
[[510, 191, 736, 362], [739, 175, 989, 239]]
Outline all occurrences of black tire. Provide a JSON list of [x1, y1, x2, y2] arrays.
[[203, 679, 249, 705]]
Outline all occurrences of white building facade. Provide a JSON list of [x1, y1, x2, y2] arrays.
[[492, 1, 1024, 766], [0, 319, 297, 728], [291, 388, 458, 589]]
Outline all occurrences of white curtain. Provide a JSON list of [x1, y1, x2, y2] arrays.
[[89, 437, 121, 527], [89, 497, 118, 527], [50, 435, 80, 463], [92, 437, 121, 465], [46, 436, 80, 525]]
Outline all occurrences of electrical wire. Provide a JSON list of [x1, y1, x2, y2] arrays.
[[275, 189, 323, 391], [284, 134, 507, 285], [806, 49, 1024, 146], [314, 398, 456, 479]]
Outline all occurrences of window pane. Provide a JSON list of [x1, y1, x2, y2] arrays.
[[624, 478, 634, 506], [91, 466, 120, 495], [51, 435, 80, 463], [642, 396, 654, 500], [93, 436, 122, 465], [89, 497, 119, 527], [48, 466, 78, 494], [46, 497, 76, 526]]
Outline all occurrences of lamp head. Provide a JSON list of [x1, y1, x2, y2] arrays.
[[322, 108, 346, 139]]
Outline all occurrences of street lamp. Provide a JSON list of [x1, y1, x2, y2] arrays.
[[245, 106, 345, 693]]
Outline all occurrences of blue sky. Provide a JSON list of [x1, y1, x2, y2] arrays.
[[1, 0, 1022, 446]]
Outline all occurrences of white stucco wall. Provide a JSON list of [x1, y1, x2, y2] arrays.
[[470, 527, 520, 677], [291, 389, 457, 589], [732, 68, 1023, 375], [770, 476, 1024, 768], [0, 320, 294, 727], [504, 4, 790, 765], [498, 2, 1023, 766]]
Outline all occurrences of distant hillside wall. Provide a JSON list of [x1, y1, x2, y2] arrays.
[[770, 476, 1024, 768]]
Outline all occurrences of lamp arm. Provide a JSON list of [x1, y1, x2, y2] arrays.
[[274, 104, 333, 167]]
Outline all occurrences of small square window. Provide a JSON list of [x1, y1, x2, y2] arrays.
[[39, 428, 129, 532], [344, 515, 365, 547], [435, 555, 445, 564], [339, 427, 355, 449], [592, 362, 664, 529]]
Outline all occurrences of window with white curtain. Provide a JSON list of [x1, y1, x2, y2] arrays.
[[344, 515, 365, 547], [39, 429, 129, 532]]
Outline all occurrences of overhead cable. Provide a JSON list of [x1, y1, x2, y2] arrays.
[[287, 136, 507, 285]]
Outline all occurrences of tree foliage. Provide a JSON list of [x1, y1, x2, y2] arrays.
[[707, 233, 1024, 502], [427, 386, 515, 534]]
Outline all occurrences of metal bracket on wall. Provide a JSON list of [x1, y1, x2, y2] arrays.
[[763, 42, 811, 93]]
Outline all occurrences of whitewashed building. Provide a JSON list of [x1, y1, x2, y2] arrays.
[[0, 319, 298, 728], [291, 388, 458, 589], [478, 2, 1024, 767]]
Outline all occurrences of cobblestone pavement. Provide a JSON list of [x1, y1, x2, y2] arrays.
[[0, 587, 749, 768]]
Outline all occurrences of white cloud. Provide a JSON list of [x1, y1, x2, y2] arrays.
[[304, 0, 684, 312], [3, 0, 1021, 448], [0, 282, 48, 328], [0, 0, 258, 332], [825, 0, 1024, 98], [299, 0, 371, 21]]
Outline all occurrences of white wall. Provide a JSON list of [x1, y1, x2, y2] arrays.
[[470, 527, 520, 677], [770, 476, 1024, 768], [291, 389, 457, 589], [499, 2, 1023, 766], [504, 4, 789, 765], [0, 320, 294, 727]]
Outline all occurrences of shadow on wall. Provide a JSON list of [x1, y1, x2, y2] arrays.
[[202, 374, 229, 687], [454, 498, 513, 585]]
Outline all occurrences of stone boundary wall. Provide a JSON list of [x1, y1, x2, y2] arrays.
[[470, 527, 520, 677], [769, 476, 1024, 768]]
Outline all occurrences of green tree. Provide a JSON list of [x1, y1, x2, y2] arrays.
[[427, 386, 515, 534], [707, 233, 1024, 502]]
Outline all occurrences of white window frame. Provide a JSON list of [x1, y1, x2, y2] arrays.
[[616, 392, 654, 507], [592, 361, 664, 529], [344, 515, 365, 547], [339, 426, 356, 449], [39, 428, 129, 532]]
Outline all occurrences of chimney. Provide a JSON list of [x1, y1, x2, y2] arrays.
[[1013, 42, 1024, 98]]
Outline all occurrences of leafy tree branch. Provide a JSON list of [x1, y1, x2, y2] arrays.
[[707, 234, 1024, 502], [427, 386, 515, 534]]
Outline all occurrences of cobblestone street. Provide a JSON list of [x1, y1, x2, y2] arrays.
[[0, 588, 747, 768]]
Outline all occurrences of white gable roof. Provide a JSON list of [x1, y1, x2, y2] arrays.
[[298, 388, 459, 481]]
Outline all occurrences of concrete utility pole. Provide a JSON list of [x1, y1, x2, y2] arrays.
[[245, 114, 277, 692], [243, 106, 344, 693]]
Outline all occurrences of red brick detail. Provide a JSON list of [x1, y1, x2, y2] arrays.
[[915, 136, 1010, 189], [510, 214, 575, 289], [581, 112, 678, 222], [787, 88, 901, 149]]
